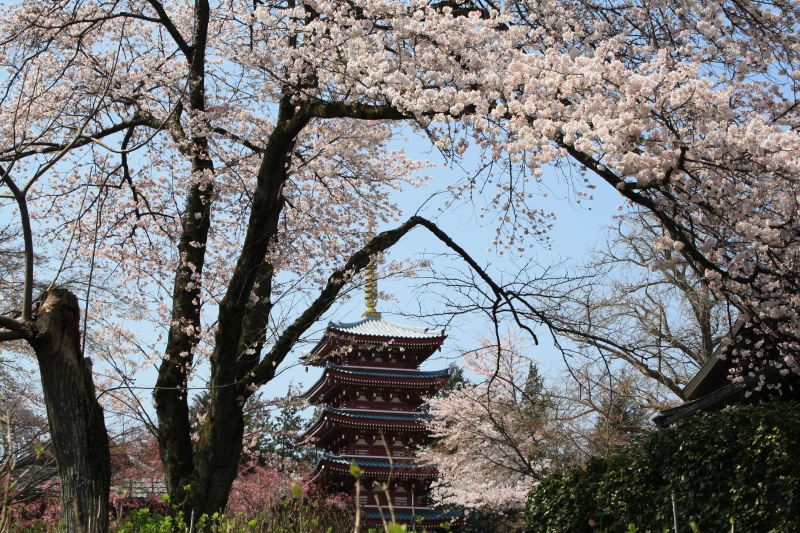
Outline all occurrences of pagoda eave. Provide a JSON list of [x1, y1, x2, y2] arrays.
[[299, 410, 430, 446], [299, 364, 449, 403], [302, 317, 446, 367], [318, 460, 438, 480], [304, 336, 445, 367], [365, 508, 464, 526]]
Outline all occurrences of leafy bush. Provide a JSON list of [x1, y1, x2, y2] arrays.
[[108, 486, 355, 533], [112, 507, 187, 533], [244, 490, 355, 533], [525, 401, 800, 533]]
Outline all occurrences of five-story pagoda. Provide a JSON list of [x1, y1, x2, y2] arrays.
[[298, 264, 458, 528]]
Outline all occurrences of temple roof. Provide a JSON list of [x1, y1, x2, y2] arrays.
[[328, 316, 445, 339], [316, 454, 439, 480], [299, 362, 450, 400], [320, 454, 432, 471], [317, 406, 430, 422], [298, 406, 430, 443], [653, 316, 800, 427], [321, 363, 450, 379], [302, 316, 447, 366], [365, 509, 464, 522]]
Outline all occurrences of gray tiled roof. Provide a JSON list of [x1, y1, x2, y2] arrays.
[[320, 454, 430, 470], [298, 363, 450, 399], [328, 317, 444, 339], [297, 406, 430, 439], [325, 362, 449, 379], [322, 406, 431, 422], [365, 509, 464, 521]]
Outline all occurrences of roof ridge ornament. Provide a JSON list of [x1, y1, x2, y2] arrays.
[[362, 230, 381, 318]]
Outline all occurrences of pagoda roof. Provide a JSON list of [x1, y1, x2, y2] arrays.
[[322, 363, 450, 379], [298, 406, 430, 443], [299, 363, 449, 400], [302, 316, 446, 366], [365, 508, 464, 522], [320, 454, 433, 471], [314, 406, 429, 423], [328, 316, 445, 339], [317, 454, 438, 479]]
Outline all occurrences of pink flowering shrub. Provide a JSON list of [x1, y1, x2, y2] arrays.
[[5, 479, 60, 532], [226, 460, 289, 517], [225, 456, 354, 532], [108, 432, 168, 521]]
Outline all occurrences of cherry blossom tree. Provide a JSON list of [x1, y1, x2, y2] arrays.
[[0, 0, 799, 528], [418, 333, 562, 514]]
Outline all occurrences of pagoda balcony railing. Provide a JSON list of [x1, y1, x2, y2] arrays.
[[340, 402, 423, 412], [345, 360, 418, 370], [344, 447, 415, 457]]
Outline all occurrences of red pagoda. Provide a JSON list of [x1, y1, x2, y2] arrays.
[[298, 265, 459, 528]]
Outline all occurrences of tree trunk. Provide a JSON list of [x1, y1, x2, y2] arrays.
[[29, 289, 110, 533], [161, 383, 246, 521], [185, 401, 245, 521]]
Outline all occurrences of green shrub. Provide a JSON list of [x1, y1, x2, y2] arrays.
[[107, 492, 353, 533], [112, 508, 187, 533], [525, 401, 800, 533]]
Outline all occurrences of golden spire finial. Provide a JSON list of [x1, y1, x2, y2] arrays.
[[362, 231, 381, 318]]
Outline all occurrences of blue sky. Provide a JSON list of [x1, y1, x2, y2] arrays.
[[268, 125, 628, 399]]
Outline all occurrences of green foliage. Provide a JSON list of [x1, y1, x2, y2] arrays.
[[113, 508, 187, 533], [7, 521, 53, 533], [520, 363, 550, 423], [588, 372, 651, 457], [241, 496, 352, 533], [439, 362, 470, 397], [525, 401, 800, 533], [349, 460, 363, 479], [291, 483, 302, 501], [107, 494, 353, 533], [460, 508, 526, 532]]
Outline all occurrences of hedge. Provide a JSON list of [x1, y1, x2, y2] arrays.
[[525, 401, 800, 533]]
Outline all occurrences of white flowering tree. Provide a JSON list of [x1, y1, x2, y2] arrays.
[[0, 0, 799, 530], [419, 333, 559, 513]]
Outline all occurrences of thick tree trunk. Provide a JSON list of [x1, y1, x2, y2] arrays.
[[29, 289, 110, 533], [186, 403, 245, 520], [160, 397, 245, 521]]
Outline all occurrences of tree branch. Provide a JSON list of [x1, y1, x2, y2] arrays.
[[0, 173, 33, 321], [145, 0, 193, 60], [302, 100, 408, 122], [0, 315, 24, 332], [248, 216, 426, 388], [0, 330, 25, 342]]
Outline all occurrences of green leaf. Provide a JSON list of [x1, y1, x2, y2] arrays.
[[292, 482, 303, 500], [350, 460, 363, 479], [387, 524, 407, 533]]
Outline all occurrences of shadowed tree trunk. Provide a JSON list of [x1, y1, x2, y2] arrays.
[[29, 289, 110, 533]]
